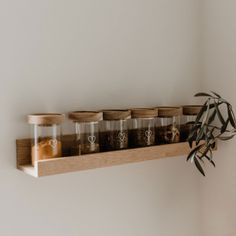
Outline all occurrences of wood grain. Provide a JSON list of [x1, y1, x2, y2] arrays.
[[16, 136, 201, 177]]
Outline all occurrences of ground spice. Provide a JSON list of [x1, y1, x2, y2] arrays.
[[31, 138, 62, 166], [156, 125, 180, 144], [99, 130, 128, 151], [129, 128, 155, 148]]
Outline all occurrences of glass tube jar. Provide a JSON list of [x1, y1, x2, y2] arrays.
[[156, 107, 182, 144], [69, 111, 102, 155], [28, 113, 64, 166], [180, 105, 202, 142], [129, 108, 158, 148], [100, 110, 131, 151]]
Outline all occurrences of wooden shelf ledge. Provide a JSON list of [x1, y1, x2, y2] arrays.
[[16, 135, 198, 178]]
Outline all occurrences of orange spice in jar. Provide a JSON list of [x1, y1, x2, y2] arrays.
[[28, 113, 65, 166]]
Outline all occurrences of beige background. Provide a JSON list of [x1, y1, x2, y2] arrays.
[[0, 0, 235, 235]]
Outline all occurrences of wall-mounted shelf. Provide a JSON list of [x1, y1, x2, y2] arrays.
[[16, 135, 200, 178]]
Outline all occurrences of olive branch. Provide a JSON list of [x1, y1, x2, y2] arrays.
[[187, 91, 236, 176]]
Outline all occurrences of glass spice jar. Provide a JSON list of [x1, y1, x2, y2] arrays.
[[28, 113, 65, 166], [156, 107, 182, 144], [100, 110, 131, 152], [180, 105, 202, 142], [68, 111, 102, 155], [129, 108, 158, 148]]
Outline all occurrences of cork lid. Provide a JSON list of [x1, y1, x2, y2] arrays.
[[28, 113, 65, 125], [68, 111, 103, 122], [131, 108, 158, 119], [182, 105, 202, 115], [157, 106, 182, 117], [103, 110, 131, 120]]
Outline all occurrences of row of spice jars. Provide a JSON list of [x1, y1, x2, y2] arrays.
[[28, 106, 202, 166]]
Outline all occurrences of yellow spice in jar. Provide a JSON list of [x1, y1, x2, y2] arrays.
[[31, 138, 62, 166]]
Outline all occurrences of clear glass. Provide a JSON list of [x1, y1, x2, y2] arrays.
[[99, 120, 129, 151], [74, 121, 99, 155], [129, 118, 155, 148], [156, 116, 180, 144], [31, 124, 62, 166], [180, 115, 197, 142]]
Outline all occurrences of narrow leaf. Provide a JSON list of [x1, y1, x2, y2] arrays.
[[201, 102, 210, 127], [211, 91, 221, 98], [214, 101, 225, 125], [204, 155, 216, 167], [227, 105, 236, 129], [195, 92, 212, 97], [186, 144, 204, 162], [221, 118, 229, 134], [194, 157, 205, 176], [208, 110, 217, 124], [195, 101, 208, 124], [218, 134, 236, 141]]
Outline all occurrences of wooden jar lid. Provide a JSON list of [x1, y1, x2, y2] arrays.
[[28, 113, 65, 125], [157, 106, 182, 117], [103, 110, 131, 120], [68, 111, 103, 122], [131, 108, 158, 119], [182, 105, 202, 115]]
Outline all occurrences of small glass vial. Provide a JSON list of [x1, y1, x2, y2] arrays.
[[180, 105, 202, 142], [69, 111, 102, 155], [100, 110, 131, 151], [156, 107, 182, 144], [28, 113, 64, 166], [129, 108, 158, 148]]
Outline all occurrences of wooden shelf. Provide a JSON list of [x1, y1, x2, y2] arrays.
[[16, 135, 200, 178]]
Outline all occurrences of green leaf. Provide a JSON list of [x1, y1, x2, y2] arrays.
[[214, 101, 225, 125], [221, 118, 229, 134], [227, 105, 236, 129], [194, 157, 205, 176], [211, 91, 221, 98], [204, 155, 216, 167], [218, 134, 236, 141], [201, 102, 210, 127], [187, 124, 201, 143], [195, 101, 208, 124], [187, 144, 204, 161], [208, 110, 217, 124], [196, 126, 206, 145], [195, 92, 212, 97]]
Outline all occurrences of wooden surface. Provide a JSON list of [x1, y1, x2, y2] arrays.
[[16, 136, 198, 178]]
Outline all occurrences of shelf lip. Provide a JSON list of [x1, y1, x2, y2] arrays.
[[18, 165, 38, 178], [17, 142, 197, 178]]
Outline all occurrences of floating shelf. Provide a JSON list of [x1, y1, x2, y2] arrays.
[[16, 135, 201, 178]]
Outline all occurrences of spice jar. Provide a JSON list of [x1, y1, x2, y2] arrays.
[[180, 105, 202, 142], [100, 110, 131, 151], [28, 113, 64, 166], [129, 108, 158, 148], [156, 107, 182, 144], [68, 111, 102, 155]]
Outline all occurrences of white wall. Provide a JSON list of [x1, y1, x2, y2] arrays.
[[0, 0, 202, 236], [201, 1, 236, 236]]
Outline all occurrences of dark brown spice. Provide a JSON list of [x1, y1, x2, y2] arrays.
[[99, 130, 128, 152], [129, 128, 155, 148]]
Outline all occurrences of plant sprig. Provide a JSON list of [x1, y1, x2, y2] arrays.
[[187, 91, 236, 176]]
